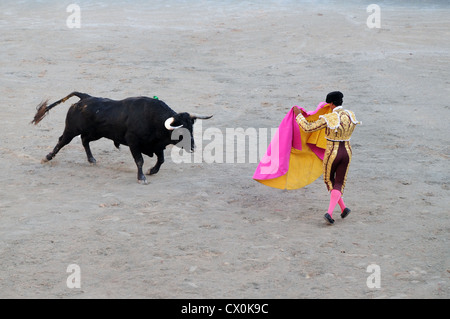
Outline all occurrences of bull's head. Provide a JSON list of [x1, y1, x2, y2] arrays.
[[165, 113, 213, 152]]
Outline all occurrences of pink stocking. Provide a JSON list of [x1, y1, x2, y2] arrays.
[[338, 197, 346, 212], [327, 189, 342, 218]]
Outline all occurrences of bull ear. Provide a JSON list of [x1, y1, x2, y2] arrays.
[[189, 114, 213, 120], [165, 117, 183, 131]]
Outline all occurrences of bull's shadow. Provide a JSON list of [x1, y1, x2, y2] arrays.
[[31, 91, 212, 184]]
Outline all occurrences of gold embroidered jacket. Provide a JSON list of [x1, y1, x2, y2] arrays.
[[295, 106, 361, 141]]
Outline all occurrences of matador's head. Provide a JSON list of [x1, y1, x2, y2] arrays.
[[326, 91, 344, 107]]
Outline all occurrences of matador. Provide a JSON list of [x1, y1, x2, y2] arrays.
[[294, 91, 361, 225]]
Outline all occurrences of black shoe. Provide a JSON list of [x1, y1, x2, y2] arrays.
[[323, 213, 335, 225], [341, 208, 351, 219]]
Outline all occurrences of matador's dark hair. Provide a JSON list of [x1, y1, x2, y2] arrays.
[[326, 91, 344, 106]]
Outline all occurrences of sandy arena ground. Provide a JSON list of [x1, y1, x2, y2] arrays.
[[0, 0, 449, 299]]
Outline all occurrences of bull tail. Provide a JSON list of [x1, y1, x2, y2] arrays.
[[31, 91, 90, 125]]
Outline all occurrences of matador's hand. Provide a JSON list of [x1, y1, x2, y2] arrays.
[[293, 106, 301, 116]]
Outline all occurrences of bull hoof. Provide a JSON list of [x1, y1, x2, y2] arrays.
[[138, 179, 148, 185], [42, 154, 53, 164], [88, 157, 97, 164], [147, 168, 159, 175]]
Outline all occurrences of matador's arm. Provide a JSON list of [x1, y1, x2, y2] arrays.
[[295, 112, 328, 133]]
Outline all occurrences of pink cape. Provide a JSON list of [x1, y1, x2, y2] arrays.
[[253, 102, 328, 182]]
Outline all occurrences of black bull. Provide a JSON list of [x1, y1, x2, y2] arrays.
[[31, 92, 212, 184]]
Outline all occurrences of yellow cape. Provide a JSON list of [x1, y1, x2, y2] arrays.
[[256, 105, 331, 190]]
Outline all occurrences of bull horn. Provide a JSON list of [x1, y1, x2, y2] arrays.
[[189, 114, 213, 120], [165, 117, 183, 131]]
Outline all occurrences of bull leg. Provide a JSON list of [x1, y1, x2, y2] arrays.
[[146, 149, 164, 175], [129, 146, 147, 184], [42, 131, 76, 163], [81, 134, 96, 164]]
